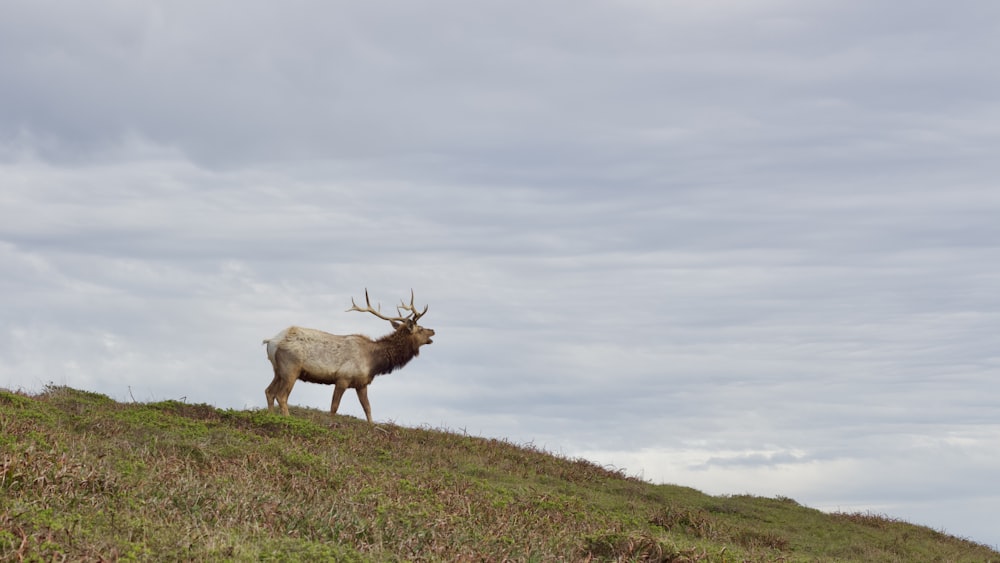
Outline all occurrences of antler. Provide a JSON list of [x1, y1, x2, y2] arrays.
[[347, 289, 409, 323], [395, 289, 428, 323], [347, 289, 427, 324]]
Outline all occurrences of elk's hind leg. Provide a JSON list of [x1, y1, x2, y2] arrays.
[[276, 378, 297, 416], [329, 382, 349, 424], [272, 350, 299, 416], [265, 374, 281, 412]]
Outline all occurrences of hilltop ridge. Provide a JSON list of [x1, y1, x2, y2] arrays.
[[2, 386, 996, 561]]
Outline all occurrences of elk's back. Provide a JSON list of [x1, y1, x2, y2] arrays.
[[270, 326, 373, 383]]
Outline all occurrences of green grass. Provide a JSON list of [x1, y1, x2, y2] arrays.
[[1, 385, 997, 562]]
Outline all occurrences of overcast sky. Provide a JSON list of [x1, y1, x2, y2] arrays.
[[3, 0, 999, 547]]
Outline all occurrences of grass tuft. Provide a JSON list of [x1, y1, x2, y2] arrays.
[[582, 532, 683, 562]]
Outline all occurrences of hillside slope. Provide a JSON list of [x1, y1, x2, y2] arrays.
[[1, 386, 996, 562]]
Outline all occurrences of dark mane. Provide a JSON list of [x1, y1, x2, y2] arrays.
[[369, 326, 421, 376]]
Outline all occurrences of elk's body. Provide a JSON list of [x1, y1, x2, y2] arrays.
[[263, 290, 434, 423]]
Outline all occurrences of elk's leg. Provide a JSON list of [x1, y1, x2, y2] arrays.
[[272, 350, 298, 416], [275, 372, 297, 416], [356, 386, 373, 423], [277, 378, 296, 416], [330, 383, 348, 422], [265, 375, 281, 412]]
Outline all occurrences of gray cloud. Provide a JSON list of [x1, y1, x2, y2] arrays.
[[2, 0, 1000, 548]]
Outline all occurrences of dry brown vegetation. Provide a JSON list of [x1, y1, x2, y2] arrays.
[[2, 386, 997, 562]]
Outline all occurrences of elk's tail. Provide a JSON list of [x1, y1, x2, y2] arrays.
[[262, 337, 279, 363]]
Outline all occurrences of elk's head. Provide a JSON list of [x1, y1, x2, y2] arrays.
[[348, 289, 435, 347]]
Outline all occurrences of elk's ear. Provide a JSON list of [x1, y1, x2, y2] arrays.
[[391, 320, 402, 330]]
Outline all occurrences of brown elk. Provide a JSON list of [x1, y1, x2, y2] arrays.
[[263, 289, 434, 423]]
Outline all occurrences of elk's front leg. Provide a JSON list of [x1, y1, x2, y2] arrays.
[[356, 386, 373, 423]]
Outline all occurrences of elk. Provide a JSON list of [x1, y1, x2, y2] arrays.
[[263, 289, 434, 423]]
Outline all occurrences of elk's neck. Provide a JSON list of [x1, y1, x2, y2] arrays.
[[370, 330, 420, 376]]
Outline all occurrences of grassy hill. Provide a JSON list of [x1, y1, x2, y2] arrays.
[[1, 386, 996, 562]]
